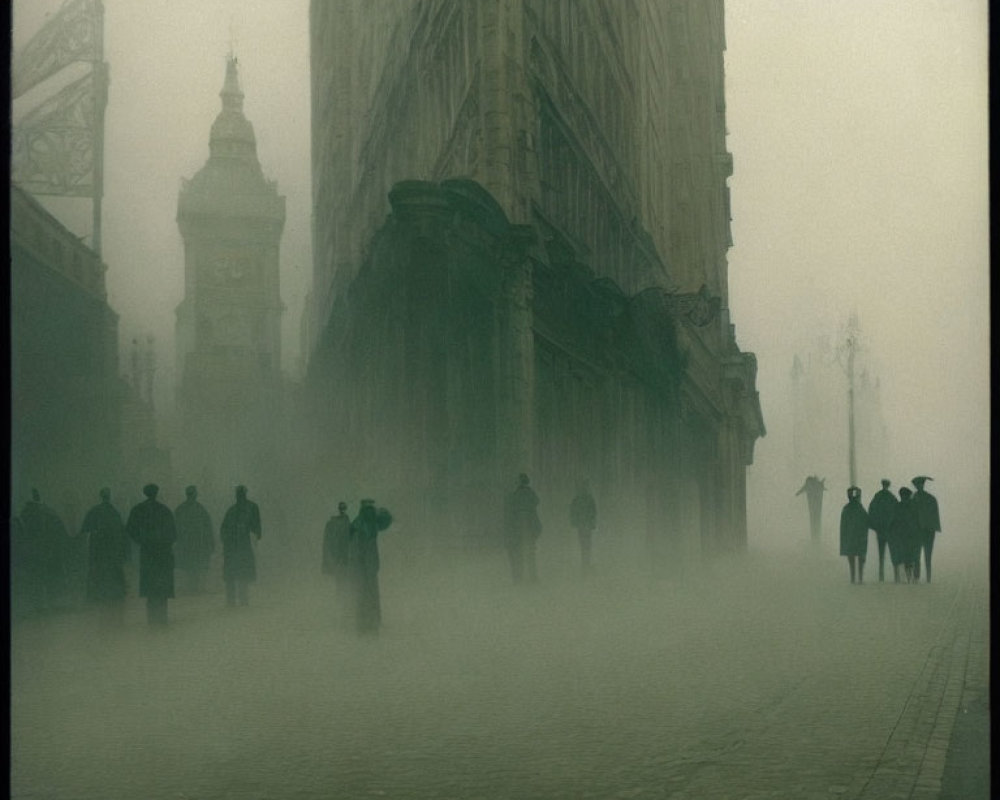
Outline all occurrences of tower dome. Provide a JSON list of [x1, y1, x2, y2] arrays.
[[210, 56, 257, 160]]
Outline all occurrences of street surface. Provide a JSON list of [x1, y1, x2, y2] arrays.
[[10, 532, 988, 800]]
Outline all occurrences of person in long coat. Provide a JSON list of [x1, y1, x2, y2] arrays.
[[174, 485, 214, 594], [889, 487, 920, 582], [839, 486, 869, 584], [82, 488, 129, 626], [910, 476, 941, 583], [866, 479, 898, 583], [126, 483, 177, 625], [795, 475, 826, 541], [19, 489, 69, 613], [350, 499, 393, 635], [323, 501, 354, 616], [569, 480, 597, 574], [503, 473, 542, 584], [220, 485, 262, 607]]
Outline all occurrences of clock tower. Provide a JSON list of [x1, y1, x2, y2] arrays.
[[175, 56, 285, 487]]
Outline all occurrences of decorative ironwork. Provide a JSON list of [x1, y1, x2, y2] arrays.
[[12, 72, 97, 196], [12, 0, 99, 98]]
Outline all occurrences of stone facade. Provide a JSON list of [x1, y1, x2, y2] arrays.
[[175, 57, 286, 493], [307, 0, 763, 556], [10, 182, 124, 512]]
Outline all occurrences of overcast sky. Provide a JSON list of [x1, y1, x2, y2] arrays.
[[12, 1, 989, 547]]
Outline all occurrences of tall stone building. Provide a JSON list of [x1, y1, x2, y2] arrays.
[[175, 56, 286, 493], [306, 1, 764, 559], [10, 182, 124, 515]]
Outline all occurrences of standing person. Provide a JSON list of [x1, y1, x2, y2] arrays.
[[839, 486, 869, 584], [795, 476, 826, 541], [220, 485, 262, 607], [350, 499, 393, 635], [889, 487, 919, 583], [82, 488, 129, 627], [174, 485, 215, 594], [19, 489, 69, 613], [125, 484, 177, 626], [910, 476, 941, 583], [503, 473, 542, 584], [569, 480, 597, 574], [867, 479, 899, 583], [323, 501, 355, 616]]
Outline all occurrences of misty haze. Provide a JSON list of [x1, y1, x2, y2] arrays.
[[9, 1, 989, 799]]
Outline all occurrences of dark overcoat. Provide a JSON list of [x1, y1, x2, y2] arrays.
[[174, 499, 215, 572], [888, 497, 919, 566], [569, 490, 597, 532], [323, 513, 352, 580], [220, 499, 261, 583], [350, 506, 392, 632], [911, 489, 941, 533], [126, 498, 177, 599], [82, 501, 128, 603], [504, 485, 541, 545], [839, 499, 869, 557], [867, 488, 898, 534]]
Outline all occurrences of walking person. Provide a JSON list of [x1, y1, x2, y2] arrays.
[[569, 480, 597, 574], [82, 488, 129, 627], [866, 479, 898, 583], [174, 485, 215, 594], [891, 487, 920, 583], [910, 476, 941, 583], [220, 485, 262, 607], [839, 486, 869, 584], [18, 489, 69, 614], [323, 501, 355, 623], [795, 475, 826, 541], [350, 499, 393, 635], [503, 473, 542, 584], [126, 484, 177, 626]]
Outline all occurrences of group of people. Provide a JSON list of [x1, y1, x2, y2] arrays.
[[499, 473, 598, 584], [321, 499, 394, 635], [839, 476, 942, 584], [13, 483, 264, 627]]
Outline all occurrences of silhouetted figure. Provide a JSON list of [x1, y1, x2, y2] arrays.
[[126, 484, 177, 626], [19, 489, 69, 613], [795, 476, 826, 541], [350, 499, 393, 635], [323, 501, 354, 615], [867, 479, 898, 582], [839, 486, 869, 584], [569, 480, 597, 574], [910, 476, 941, 583], [82, 488, 129, 627], [890, 487, 920, 583], [174, 485, 215, 594], [220, 485, 262, 607], [503, 473, 542, 584]]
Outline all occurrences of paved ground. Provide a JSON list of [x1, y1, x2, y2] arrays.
[[10, 535, 989, 800]]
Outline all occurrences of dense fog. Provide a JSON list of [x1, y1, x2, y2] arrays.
[[10, 1, 988, 794]]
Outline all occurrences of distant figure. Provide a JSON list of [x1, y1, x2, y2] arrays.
[[569, 480, 597, 574], [795, 476, 826, 541], [910, 476, 941, 583], [866, 479, 899, 583], [19, 489, 69, 613], [174, 485, 215, 594], [839, 486, 869, 584], [323, 501, 355, 617], [220, 485, 262, 607], [889, 487, 919, 583], [503, 473, 542, 584], [82, 488, 129, 627], [350, 499, 393, 635], [126, 484, 177, 626]]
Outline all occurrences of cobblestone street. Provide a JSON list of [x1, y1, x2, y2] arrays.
[[10, 537, 988, 800]]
